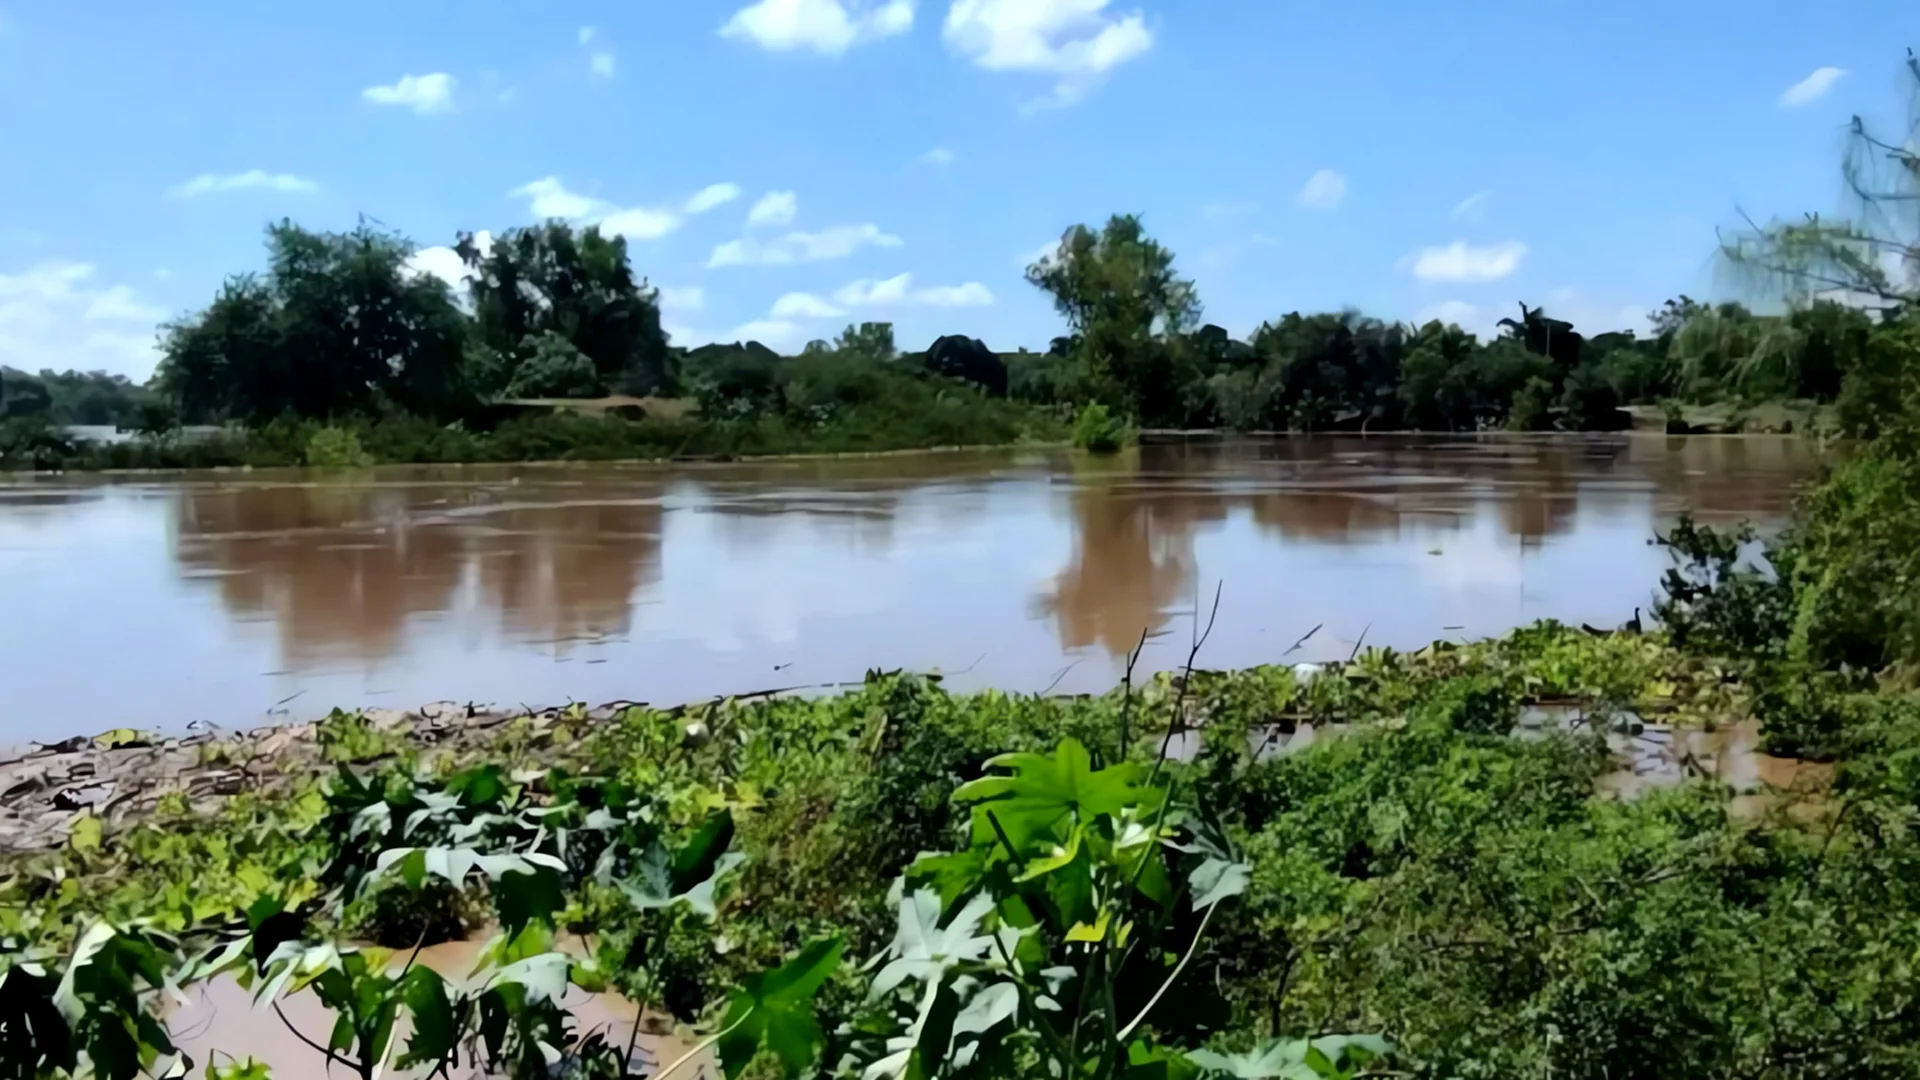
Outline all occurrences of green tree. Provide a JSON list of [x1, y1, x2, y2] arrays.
[[833, 321, 897, 365], [457, 223, 671, 398], [1026, 215, 1201, 424], [156, 221, 471, 422], [502, 332, 604, 399]]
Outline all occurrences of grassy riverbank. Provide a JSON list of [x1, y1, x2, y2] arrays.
[[0, 395, 1063, 473], [5, 603, 1919, 1077]]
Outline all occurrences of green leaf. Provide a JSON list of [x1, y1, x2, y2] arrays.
[[870, 891, 999, 1000], [716, 937, 845, 1079], [94, 728, 151, 750], [205, 1057, 272, 1080], [1127, 1039, 1202, 1080], [955, 739, 1159, 857], [68, 813, 102, 853], [1188, 858, 1250, 911], [1186, 1034, 1390, 1079], [395, 967, 458, 1069]]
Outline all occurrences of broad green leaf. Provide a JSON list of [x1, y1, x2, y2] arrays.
[[1065, 908, 1112, 943], [395, 967, 458, 1069], [68, 813, 102, 853], [1127, 1039, 1202, 1080], [956, 739, 1158, 857], [1188, 858, 1250, 911], [205, 1058, 272, 1080], [716, 937, 845, 1079], [870, 891, 998, 999], [485, 953, 572, 1005]]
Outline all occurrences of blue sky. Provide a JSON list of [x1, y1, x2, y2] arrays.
[[1, 0, 1915, 380]]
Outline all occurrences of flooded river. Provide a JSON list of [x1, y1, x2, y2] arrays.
[[0, 435, 1820, 743]]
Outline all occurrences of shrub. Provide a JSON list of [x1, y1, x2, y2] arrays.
[[1071, 401, 1130, 453], [303, 426, 374, 468]]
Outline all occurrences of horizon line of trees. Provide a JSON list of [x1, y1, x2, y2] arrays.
[[5, 172, 1911, 439]]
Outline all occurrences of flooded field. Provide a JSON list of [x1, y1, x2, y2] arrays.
[[0, 434, 1821, 743]]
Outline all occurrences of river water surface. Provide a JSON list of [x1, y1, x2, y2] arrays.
[[0, 435, 1820, 743]]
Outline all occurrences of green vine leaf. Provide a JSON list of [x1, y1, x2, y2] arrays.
[[716, 937, 845, 1079]]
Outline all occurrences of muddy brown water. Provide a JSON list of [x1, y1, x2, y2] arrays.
[[0, 434, 1820, 744], [165, 936, 718, 1080]]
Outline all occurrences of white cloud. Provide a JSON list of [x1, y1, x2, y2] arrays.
[[407, 248, 469, 292], [169, 170, 319, 199], [706, 223, 903, 268], [770, 292, 848, 319], [919, 146, 956, 166], [656, 286, 705, 311], [599, 207, 681, 240], [578, 26, 597, 44], [1450, 190, 1490, 220], [727, 319, 809, 348], [406, 231, 490, 293], [684, 183, 743, 215], [832, 272, 994, 308], [1413, 300, 1496, 338], [746, 191, 798, 227], [512, 177, 604, 219], [914, 281, 995, 307], [361, 73, 456, 114], [720, 0, 915, 56], [0, 261, 167, 380], [1016, 239, 1063, 269], [834, 273, 913, 306], [509, 177, 683, 240], [943, 0, 1152, 107], [590, 52, 617, 78], [1407, 240, 1528, 282], [1780, 66, 1845, 108], [1295, 168, 1346, 210]]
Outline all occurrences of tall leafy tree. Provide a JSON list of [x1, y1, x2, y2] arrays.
[[457, 222, 671, 398], [155, 221, 471, 422], [1026, 214, 1201, 423]]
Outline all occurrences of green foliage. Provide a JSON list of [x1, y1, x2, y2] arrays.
[[502, 331, 604, 399], [0, 369, 159, 427], [156, 221, 472, 423], [1072, 402, 1131, 453], [459, 222, 672, 398], [301, 427, 373, 469]]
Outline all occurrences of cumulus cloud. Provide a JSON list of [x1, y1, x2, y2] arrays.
[[1450, 190, 1491, 220], [362, 73, 456, 114], [1407, 240, 1528, 282], [656, 286, 705, 311], [169, 170, 319, 199], [721, 0, 914, 56], [406, 231, 491, 293], [684, 183, 744, 215], [726, 319, 809, 348], [918, 146, 956, 166], [707, 223, 903, 268], [1413, 300, 1496, 337], [746, 191, 798, 228], [1295, 169, 1346, 210], [770, 292, 848, 319], [1780, 66, 1845, 108], [578, 26, 597, 44], [943, 0, 1152, 107], [0, 261, 167, 380], [509, 177, 683, 240], [590, 51, 617, 78], [833, 272, 994, 308]]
